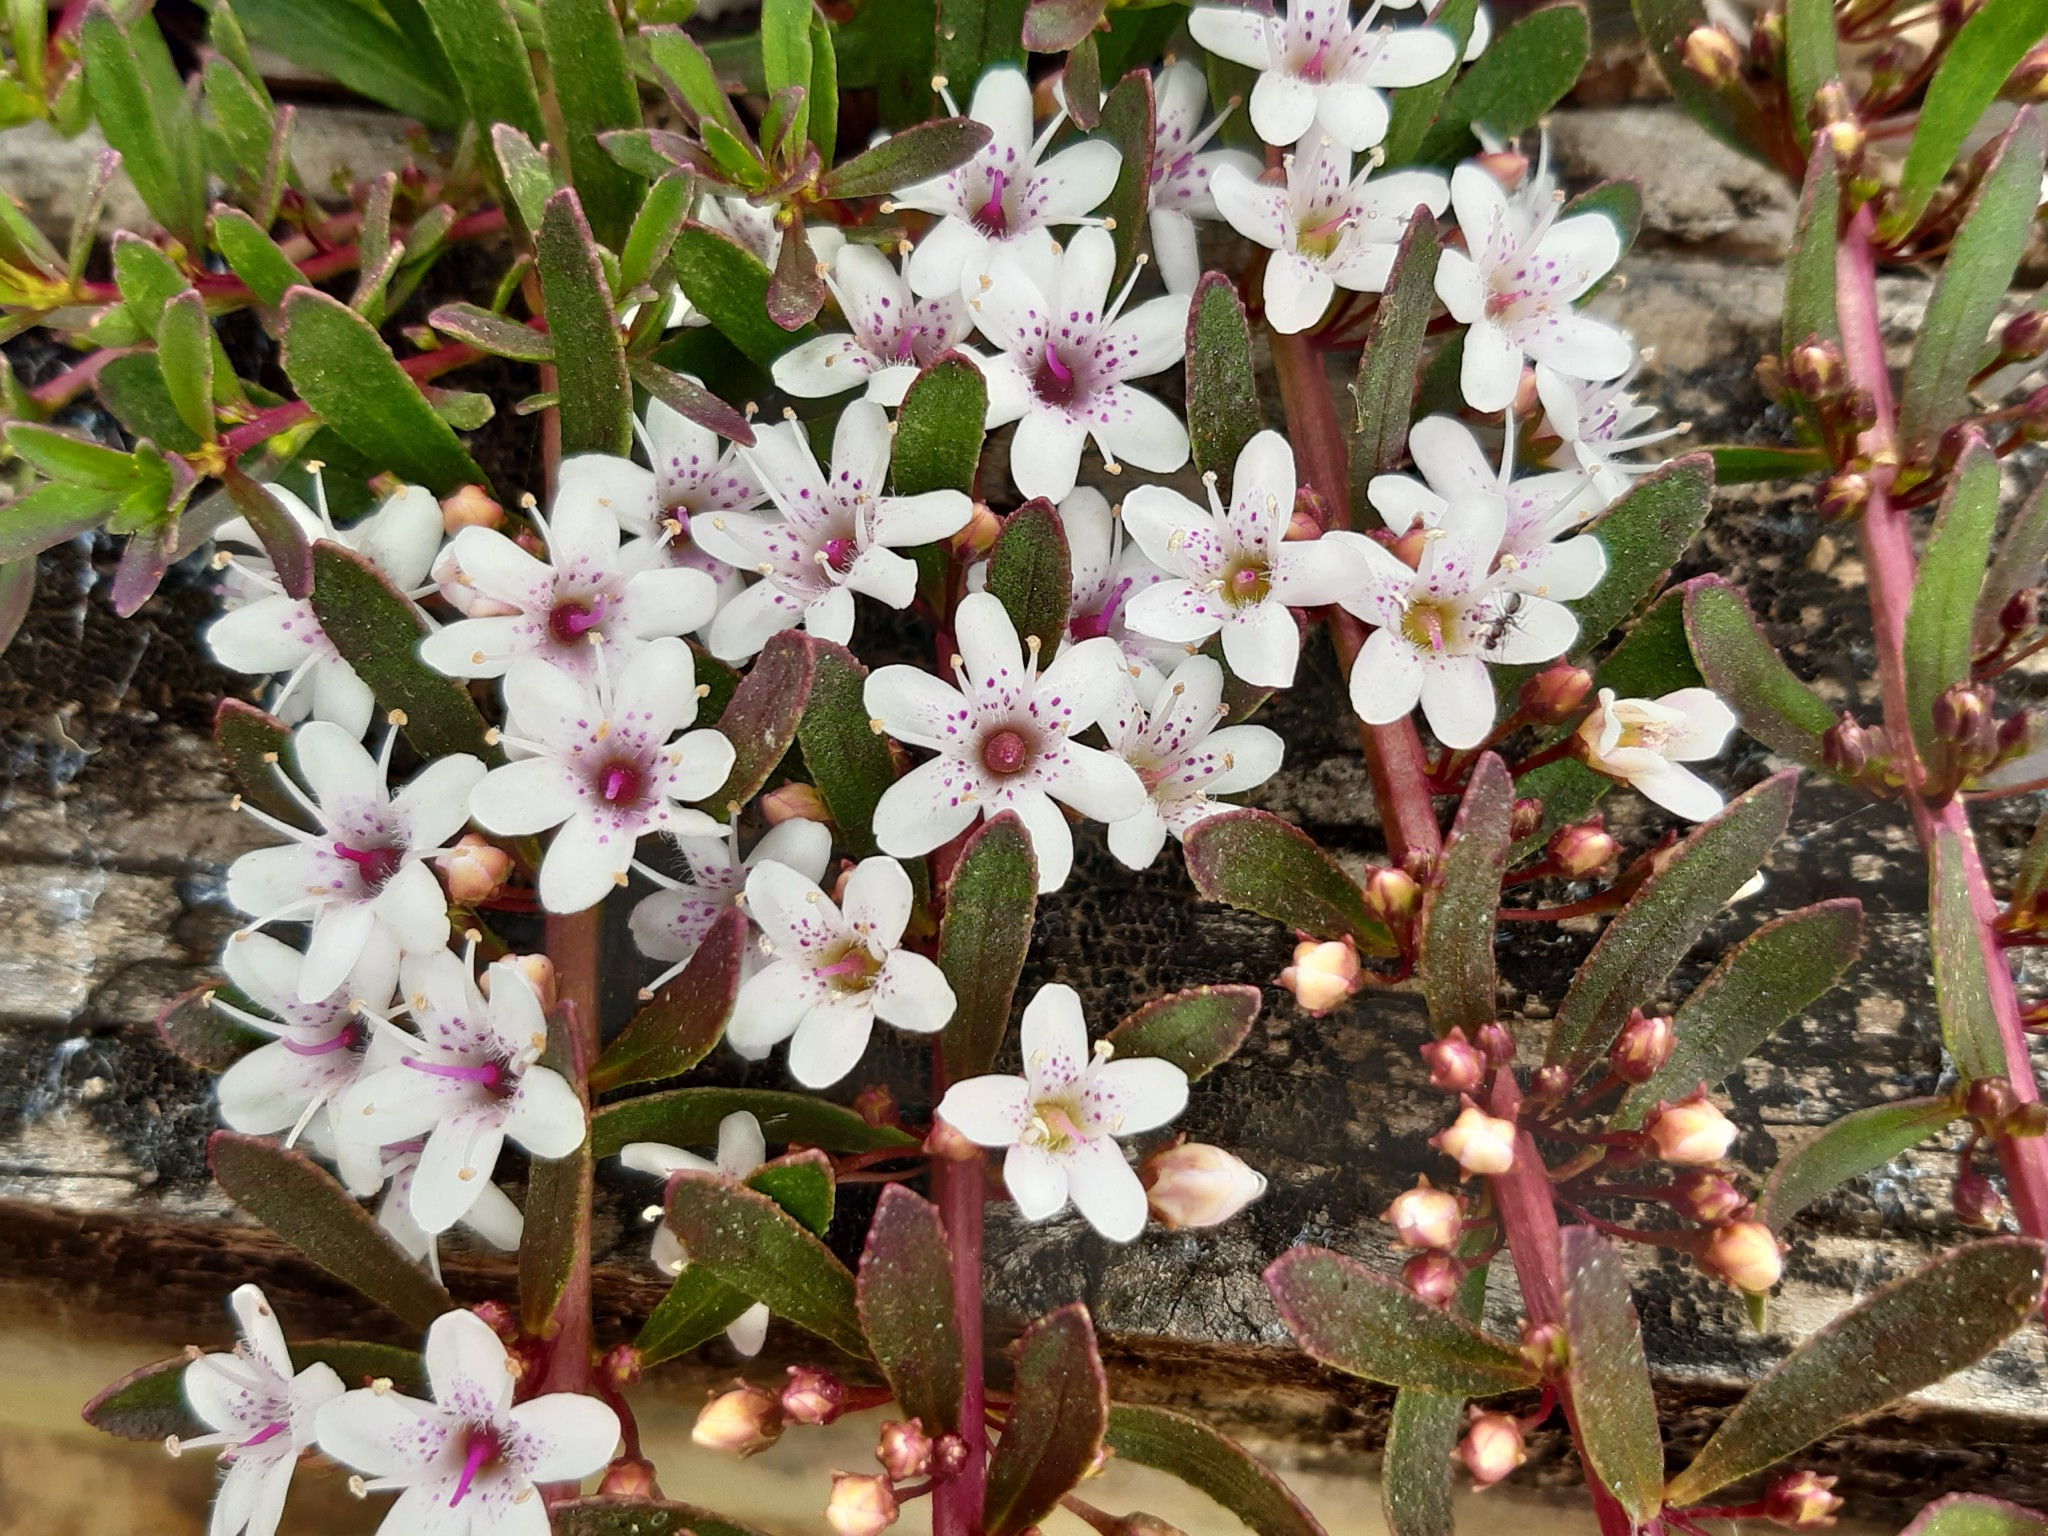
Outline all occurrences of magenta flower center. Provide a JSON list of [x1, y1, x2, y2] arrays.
[[403, 1054, 509, 1095], [982, 728, 1031, 776], [332, 841, 404, 889], [548, 597, 603, 645], [282, 1023, 360, 1058], [972, 169, 1011, 237], [451, 1425, 505, 1506], [1031, 346, 1081, 408], [822, 535, 859, 574], [597, 760, 645, 806], [239, 1420, 288, 1452]]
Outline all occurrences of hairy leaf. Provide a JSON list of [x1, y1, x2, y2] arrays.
[[415, 0, 545, 141], [1760, 1095, 1962, 1230], [536, 190, 633, 457], [985, 1304, 1109, 1536], [1185, 809, 1399, 956], [796, 641, 898, 857], [80, 4, 203, 246], [1974, 475, 2048, 654], [1684, 575, 1837, 773], [1901, 1496, 2048, 1536], [939, 811, 1038, 1079], [1105, 1403, 1329, 1536], [428, 304, 553, 362], [1185, 272, 1262, 479], [1350, 215, 1441, 493], [1569, 452, 1714, 659], [592, 906, 748, 1092], [1932, 826, 2007, 1084], [1783, 0, 1836, 154], [592, 1086, 917, 1157], [1422, 753, 1512, 1037], [1416, 2, 1589, 163], [1096, 70, 1155, 286], [229, 0, 457, 127], [707, 630, 817, 813], [858, 1185, 965, 1433], [823, 118, 993, 198], [893, 351, 987, 496], [986, 499, 1072, 649], [1105, 984, 1260, 1081], [671, 224, 814, 367], [1561, 1228, 1665, 1524], [664, 1170, 865, 1354]]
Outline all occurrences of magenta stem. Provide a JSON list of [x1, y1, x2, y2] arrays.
[[932, 1147, 988, 1536]]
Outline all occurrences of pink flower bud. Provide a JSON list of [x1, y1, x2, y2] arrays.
[[782, 1365, 847, 1426], [1512, 367, 1542, 420], [1646, 1091, 1738, 1165], [1705, 1219, 1782, 1294], [693, 1383, 783, 1457], [929, 1433, 970, 1481], [1764, 1471, 1843, 1530], [826, 1473, 900, 1536], [1681, 24, 1744, 85], [1519, 1321, 1568, 1375], [602, 1343, 643, 1391], [1966, 1077, 2016, 1126], [1404, 1251, 1466, 1307], [1510, 797, 1544, 841], [953, 502, 1001, 557], [1549, 819, 1619, 878], [1670, 1169, 1747, 1224], [484, 953, 558, 1012], [1384, 1180, 1464, 1249], [1609, 1011, 1675, 1085], [436, 832, 513, 904], [440, 484, 505, 532], [1475, 148, 1530, 188], [1364, 866, 1422, 925], [761, 780, 834, 826], [876, 1418, 932, 1482], [1278, 937, 1363, 1015], [926, 1115, 983, 1162], [1141, 1140, 1268, 1229], [1458, 1411, 1527, 1488], [598, 1456, 659, 1499], [1527, 1064, 1572, 1107], [853, 1083, 899, 1129], [1519, 662, 1594, 725], [1954, 1169, 2004, 1229], [1433, 1100, 1518, 1177], [1420, 1028, 1488, 1095], [1475, 1022, 1516, 1067]]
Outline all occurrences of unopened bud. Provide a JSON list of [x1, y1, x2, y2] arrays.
[[1519, 1320, 1569, 1375], [1764, 1470, 1844, 1530], [853, 1082, 898, 1129], [1705, 1218, 1783, 1293], [929, 1433, 970, 1481], [2002, 307, 2048, 361], [436, 832, 512, 904], [1142, 1140, 1268, 1228], [1364, 865, 1423, 925], [782, 1365, 846, 1426], [1967, 1077, 2016, 1127], [1519, 662, 1594, 725], [1475, 1021, 1516, 1067], [598, 1456, 659, 1499], [694, 1383, 783, 1456], [1287, 486, 1330, 540], [2001, 41, 2048, 102], [1421, 1027, 1488, 1095], [1278, 937, 1363, 1015], [826, 1472, 900, 1536], [761, 780, 833, 825], [484, 952, 557, 1011], [2020, 386, 2048, 443], [1475, 148, 1530, 188], [1821, 715, 1872, 778], [1390, 524, 1430, 569], [1817, 471, 1870, 523], [1754, 354, 1788, 403], [1646, 1090, 1738, 1165], [1404, 1250, 1466, 1307], [471, 1299, 519, 1341], [1823, 116, 1865, 166], [1609, 1010, 1675, 1085], [1671, 1169, 1748, 1224], [1954, 1169, 2004, 1228], [440, 484, 505, 533], [602, 1343, 644, 1391], [1434, 1099, 1518, 1177], [1510, 797, 1543, 841], [1933, 682, 1993, 747], [1385, 1179, 1464, 1249], [876, 1418, 932, 1482], [925, 1116, 982, 1162], [1549, 819, 1619, 878], [1527, 1064, 1573, 1107], [1788, 339, 1843, 399], [1458, 1411, 1527, 1488], [953, 501, 1001, 558], [1512, 367, 1543, 421], [2000, 588, 2040, 638], [1682, 24, 1744, 85], [1749, 9, 1783, 69]]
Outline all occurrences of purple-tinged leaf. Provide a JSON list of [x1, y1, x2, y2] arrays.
[[591, 905, 747, 1093], [858, 1185, 965, 1434], [1759, 1095, 1962, 1232], [1184, 272, 1262, 479], [1105, 1403, 1328, 1536], [1683, 575, 1837, 774], [536, 188, 633, 457], [156, 981, 260, 1073], [1566, 451, 1713, 662], [222, 465, 312, 598], [985, 1303, 1109, 1536], [1184, 809, 1398, 957], [1094, 70, 1154, 287], [1351, 213, 1441, 485], [1383, 1387, 1464, 1536], [985, 499, 1071, 651], [1560, 1228, 1665, 1525], [111, 520, 176, 616], [893, 351, 988, 495], [598, 127, 700, 179], [938, 811, 1038, 1080], [520, 1015, 592, 1337], [592, 1086, 918, 1158], [427, 303, 553, 361], [84, 1341, 424, 1442], [629, 358, 755, 447], [1932, 826, 2007, 1085], [707, 630, 817, 812], [618, 170, 697, 296], [664, 1168, 866, 1356], [672, 223, 812, 368], [213, 697, 310, 829], [1064, 36, 1103, 128], [536, 0, 646, 250], [766, 212, 826, 331], [1023, 0, 1105, 52], [795, 640, 898, 857], [1905, 435, 2001, 764], [1421, 752, 1511, 1038], [1901, 1495, 2048, 1536], [1105, 984, 1260, 1081]]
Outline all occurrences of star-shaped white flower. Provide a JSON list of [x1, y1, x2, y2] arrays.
[[316, 1308, 619, 1536], [1576, 687, 1737, 821], [1367, 414, 1607, 599], [895, 67, 1122, 300], [468, 637, 735, 913], [1148, 60, 1263, 295], [936, 983, 1188, 1241], [1053, 486, 1180, 704], [620, 1110, 773, 1356], [1188, 0, 1458, 152], [1534, 362, 1681, 509], [772, 241, 977, 404], [420, 456, 719, 683], [973, 225, 1191, 502], [1101, 654, 1285, 868], [726, 856, 956, 1087], [1434, 163, 1631, 412], [226, 721, 484, 1004], [207, 481, 442, 740], [1121, 429, 1374, 687], [339, 950, 585, 1235], [693, 400, 975, 662], [1338, 495, 1577, 747], [628, 817, 836, 989], [1212, 136, 1449, 334], [865, 591, 1146, 891], [172, 1285, 344, 1536]]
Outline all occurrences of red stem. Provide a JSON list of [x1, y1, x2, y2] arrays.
[[932, 1150, 988, 1536], [536, 905, 602, 1400]]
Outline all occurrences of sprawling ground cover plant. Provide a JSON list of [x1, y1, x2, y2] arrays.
[[0, 0, 2042, 1531]]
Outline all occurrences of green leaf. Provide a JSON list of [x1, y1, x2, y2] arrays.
[[204, 55, 278, 188], [156, 982, 261, 1073], [307, 540, 495, 760], [704, 630, 817, 813], [212, 698, 310, 830], [591, 906, 747, 1092], [1902, 1496, 2048, 1536], [208, 1131, 453, 1330], [537, 0, 645, 249], [1614, 900, 1863, 1129], [1024, 0, 1104, 52], [1783, 137, 1841, 368], [1783, 0, 1836, 154], [1563, 179, 1644, 257], [536, 190, 633, 457], [229, 0, 458, 128], [1569, 452, 1713, 659], [1759, 1095, 1961, 1230], [1706, 444, 1830, 483], [937, 0, 1028, 94], [1547, 771, 1797, 1073], [986, 499, 1072, 649], [1421, 753, 1512, 1038], [84, 1341, 426, 1442], [554, 1500, 775, 1536], [1663, 1237, 2048, 1506], [212, 208, 303, 309], [280, 288, 485, 493], [618, 171, 696, 298], [1684, 575, 1838, 773], [1105, 984, 1260, 1081], [1881, 0, 2048, 242], [1560, 1228, 1665, 1525], [1416, 2, 1589, 164], [1629, 0, 1774, 166], [1379, 0, 1478, 168], [92, 354, 199, 456], [1107, 1404, 1329, 1536], [1900, 113, 2045, 452], [1265, 1246, 1541, 1395], [1382, 1387, 1463, 1536], [428, 303, 554, 362], [592, 1086, 917, 1157], [762, 0, 816, 148], [822, 119, 995, 198], [858, 1184, 965, 1434], [222, 466, 314, 600], [664, 1169, 866, 1355], [645, 26, 753, 144], [111, 233, 187, 336], [1596, 584, 1705, 700], [1185, 273, 1262, 480], [1183, 809, 1398, 956], [80, 3, 203, 247], [1905, 435, 2000, 763], [520, 1124, 592, 1335], [809, 14, 839, 158], [1974, 475, 2048, 654], [492, 126, 558, 235], [746, 1147, 837, 1235], [1349, 215, 1441, 493], [5, 422, 143, 488], [672, 223, 813, 368], [892, 351, 988, 494], [939, 810, 1038, 1080], [415, 0, 546, 142], [1933, 826, 2007, 1083], [1095, 69, 1155, 286], [796, 641, 898, 857], [156, 290, 216, 443], [985, 1303, 1109, 1536]]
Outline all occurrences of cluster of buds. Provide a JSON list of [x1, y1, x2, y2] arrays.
[[1637, 1089, 1786, 1293], [1420, 1026, 1488, 1095], [1457, 1409, 1528, 1488], [1278, 936, 1363, 1015], [693, 1366, 850, 1460], [1141, 1138, 1269, 1229], [823, 1418, 973, 1536], [1819, 713, 1902, 797], [1386, 1179, 1469, 1305], [1923, 683, 2030, 803], [1645, 1089, 1739, 1165]]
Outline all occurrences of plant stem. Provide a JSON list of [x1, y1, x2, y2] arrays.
[[1836, 204, 2048, 1236], [217, 340, 484, 457], [932, 1150, 988, 1536], [537, 905, 603, 1397]]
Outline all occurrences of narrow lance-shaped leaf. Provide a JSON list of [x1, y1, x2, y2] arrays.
[[521, 1120, 592, 1335], [1974, 476, 2048, 654], [1560, 1228, 1665, 1525], [986, 499, 1072, 649], [592, 1086, 918, 1158], [213, 206, 304, 310], [618, 170, 696, 297], [493, 126, 558, 234], [1421, 753, 1511, 1037], [629, 360, 756, 448], [1684, 575, 1838, 774], [1095, 70, 1155, 287], [1379, 0, 1478, 167], [706, 631, 817, 813], [1568, 452, 1714, 660], [1382, 1388, 1463, 1536], [1905, 434, 2001, 764], [1105, 1404, 1329, 1536], [822, 118, 993, 198], [155, 290, 215, 444], [415, 0, 546, 142], [858, 1185, 965, 1434], [536, 190, 633, 458], [1759, 1095, 1962, 1230], [1782, 136, 1841, 363], [664, 1169, 866, 1355], [1185, 273, 1261, 479], [221, 466, 312, 600], [80, 3, 203, 247], [213, 698, 309, 829], [537, 0, 645, 248], [228, 0, 459, 127], [1932, 826, 2008, 1084], [1663, 1237, 2048, 1506], [939, 811, 1038, 1079], [1629, 0, 1775, 166], [985, 1304, 1109, 1536], [937, 0, 1028, 98], [1350, 214, 1440, 496], [429, 304, 554, 362], [672, 223, 814, 369], [591, 905, 749, 1092], [795, 642, 898, 857], [1105, 985, 1260, 1081], [1184, 809, 1398, 956], [1707, 445, 1832, 484], [1415, 2, 1589, 164], [1783, 0, 1836, 154], [767, 213, 827, 331]]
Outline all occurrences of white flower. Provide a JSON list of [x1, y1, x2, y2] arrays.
[[1101, 654, 1285, 868], [1211, 137, 1449, 334], [1053, 486, 1181, 703], [1576, 687, 1737, 821], [936, 983, 1188, 1241], [865, 591, 1146, 891], [172, 1285, 344, 1536], [694, 401, 974, 662], [1534, 362, 1681, 508], [316, 1308, 619, 1536], [628, 817, 836, 988], [1338, 496, 1577, 748], [1367, 414, 1607, 598], [1121, 429, 1373, 687], [1434, 163, 1631, 412], [726, 856, 956, 1087], [468, 637, 735, 913], [207, 482, 442, 739], [226, 721, 484, 1005], [973, 226, 1191, 502], [895, 67, 1121, 299], [1148, 60, 1263, 295], [620, 1111, 772, 1355], [375, 1141, 525, 1283], [772, 241, 977, 404], [1188, 0, 1458, 152], [700, 194, 782, 267], [339, 950, 584, 1234], [420, 456, 719, 683]]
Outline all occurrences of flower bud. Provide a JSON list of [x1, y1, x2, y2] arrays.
[[602, 1343, 644, 1391], [694, 1383, 784, 1457], [1549, 819, 1619, 878], [1519, 662, 1594, 725], [1278, 937, 1363, 1015], [876, 1418, 932, 1482], [471, 1299, 520, 1342], [1764, 1470, 1844, 1530], [926, 1115, 983, 1162], [1748, 10, 1782, 70], [1519, 1320, 1569, 1376], [1816, 471, 1870, 524], [483, 952, 558, 1012], [2008, 1101, 2048, 1138], [436, 832, 512, 904], [1475, 148, 1530, 188], [1434, 1100, 1518, 1177], [1954, 1169, 2004, 1228], [598, 1456, 659, 1499], [1681, 24, 1744, 85], [1821, 714, 1872, 779], [2020, 385, 2048, 444], [1512, 367, 1542, 421], [1384, 1179, 1464, 1249], [1475, 1022, 1516, 1067], [761, 780, 833, 826], [1788, 339, 1844, 399], [1389, 524, 1430, 569], [1932, 682, 1993, 746], [2002, 307, 2048, 361], [1823, 116, 1865, 168], [1526, 1064, 1572, 1107], [1646, 1091, 1738, 1165], [2001, 41, 2048, 102], [1510, 797, 1544, 841], [1458, 1411, 1527, 1488], [953, 501, 1001, 558], [440, 484, 505, 533], [1141, 1140, 1268, 1229], [1671, 1169, 1747, 1224], [2000, 588, 2040, 637], [1609, 1010, 1675, 1085], [1705, 1218, 1783, 1294], [1364, 866, 1423, 926], [853, 1082, 899, 1129], [782, 1365, 847, 1426], [929, 1433, 970, 1481], [1404, 1250, 1467, 1307], [1287, 486, 1330, 540], [1967, 1077, 2016, 1127], [1420, 1028, 1488, 1095], [826, 1472, 900, 1536]]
